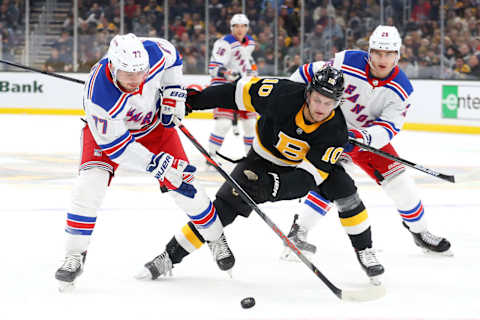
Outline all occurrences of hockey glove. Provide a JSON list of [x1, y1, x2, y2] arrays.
[[147, 153, 197, 198], [160, 86, 187, 128], [185, 87, 202, 115], [344, 129, 372, 153], [218, 67, 241, 81], [238, 169, 280, 203]]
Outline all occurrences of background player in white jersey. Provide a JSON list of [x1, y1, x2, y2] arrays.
[[54, 34, 233, 290], [283, 25, 451, 262], [207, 13, 257, 162]]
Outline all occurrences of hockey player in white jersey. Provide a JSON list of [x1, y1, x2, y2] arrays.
[[283, 25, 452, 266], [54, 34, 234, 291], [207, 13, 257, 162]]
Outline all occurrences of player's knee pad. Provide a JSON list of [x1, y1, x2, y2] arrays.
[[335, 193, 370, 236], [333, 192, 362, 212], [381, 171, 420, 209], [70, 168, 109, 216], [213, 117, 232, 137]]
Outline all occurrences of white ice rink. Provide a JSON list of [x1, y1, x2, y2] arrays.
[[1, 115, 479, 320]]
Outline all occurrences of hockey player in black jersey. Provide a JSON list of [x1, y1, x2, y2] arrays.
[[136, 66, 384, 283]]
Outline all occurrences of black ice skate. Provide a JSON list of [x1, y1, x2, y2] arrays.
[[136, 251, 173, 280], [402, 222, 452, 256], [281, 214, 317, 261], [355, 247, 384, 285], [207, 233, 235, 276], [55, 251, 87, 292]]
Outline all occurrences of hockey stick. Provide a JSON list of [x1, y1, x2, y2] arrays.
[[174, 118, 385, 302], [0, 59, 85, 84], [349, 139, 456, 183]]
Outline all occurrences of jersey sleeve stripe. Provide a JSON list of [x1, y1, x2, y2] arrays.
[[167, 50, 183, 69], [341, 65, 367, 81], [303, 64, 312, 82], [236, 77, 260, 112], [108, 93, 129, 117], [146, 56, 166, 81], [389, 80, 409, 99], [107, 135, 135, 160], [298, 65, 308, 83], [372, 119, 400, 139], [384, 84, 406, 101], [87, 64, 102, 100], [98, 131, 134, 159]]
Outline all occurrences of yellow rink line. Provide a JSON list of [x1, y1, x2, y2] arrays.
[[1, 108, 480, 134]]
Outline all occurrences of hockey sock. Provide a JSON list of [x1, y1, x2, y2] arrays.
[[168, 222, 205, 264], [297, 191, 332, 231], [169, 182, 223, 242], [382, 173, 427, 233]]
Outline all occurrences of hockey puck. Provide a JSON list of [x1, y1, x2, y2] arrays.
[[240, 297, 255, 309]]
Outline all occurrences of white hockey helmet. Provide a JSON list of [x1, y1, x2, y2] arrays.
[[369, 25, 402, 63], [230, 13, 249, 28], [107, 33, 149, 81]]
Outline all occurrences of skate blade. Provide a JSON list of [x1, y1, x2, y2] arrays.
[[225, 268, 233, 278], [280, 247, 314, 262], [134, 267, 152, 280], [369, 275, 383, 286], [342, 283, 386, 302], [58, 281, 75, 293], [422, 248, 454, 257]]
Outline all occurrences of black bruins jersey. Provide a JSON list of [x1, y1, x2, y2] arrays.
[[187, 77, 348, 185]]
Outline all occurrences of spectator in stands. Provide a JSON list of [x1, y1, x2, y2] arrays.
[[43, 48, 67, 72], [454, 57, 472, 79], [468, 54, 480, 78], [256, 57, 274, 75], [285, 53, 301, 74]]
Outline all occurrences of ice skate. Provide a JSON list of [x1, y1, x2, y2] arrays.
[[403, 222, 453, 256], [207, 233, 235, 276], [136, 251, 173, 280], [355, 248, 384, 285], [55, 251, 86, 292], [280, 214, 317, 262]]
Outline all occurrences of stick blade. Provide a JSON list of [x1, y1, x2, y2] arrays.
[[340, 284, 386, 302]]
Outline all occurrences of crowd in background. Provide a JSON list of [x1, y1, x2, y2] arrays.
[[2, 0, 480, 79]]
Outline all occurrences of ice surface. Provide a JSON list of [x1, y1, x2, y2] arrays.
[[1, 115, 479, 320]]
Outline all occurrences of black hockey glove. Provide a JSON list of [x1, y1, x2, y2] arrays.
[[238, 169, 280, 203], [185, 87, 201, 115]]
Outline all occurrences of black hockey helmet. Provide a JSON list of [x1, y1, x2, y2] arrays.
[[306, 65, 345, 102]]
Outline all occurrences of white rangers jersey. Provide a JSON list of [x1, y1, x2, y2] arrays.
[[83, 38, 183, 172], [290, 50, 413, 149], [208, 34, 256, 86]]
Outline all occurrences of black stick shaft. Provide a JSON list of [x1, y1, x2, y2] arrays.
[[349, 139, 455, 183], [176, 119, 343, 299], [0, 59, 85, 85]]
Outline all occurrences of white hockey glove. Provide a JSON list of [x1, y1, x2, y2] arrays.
[[160, 86, 187, 128], [218, 67, 241, 81], [147, 152, 197, 198], [344, 129, 372, 153]]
